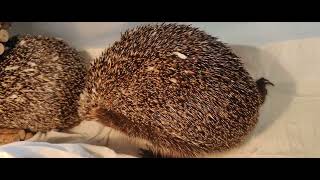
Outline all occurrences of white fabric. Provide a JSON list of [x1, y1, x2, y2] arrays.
[[0, 141, 134, 158], [1, 37, 319, 158]]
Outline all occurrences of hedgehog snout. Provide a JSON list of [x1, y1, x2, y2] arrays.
[[78, 92, 100, 121]]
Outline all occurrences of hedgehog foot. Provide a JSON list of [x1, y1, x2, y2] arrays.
[[256, 77, 274, 87], [139, 148, 166, 158], [0, 129, 35, 145], [256, 77, 275, 103]]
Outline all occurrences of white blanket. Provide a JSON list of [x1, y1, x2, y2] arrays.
[[0, 37, 319, 158]]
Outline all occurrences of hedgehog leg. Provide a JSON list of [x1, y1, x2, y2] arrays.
[[139, 148, 166, 158], [23, 129, 36, 140]]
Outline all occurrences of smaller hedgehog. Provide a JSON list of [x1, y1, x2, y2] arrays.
[[79, 24, 274, 158], [0, 35, 86, 144]]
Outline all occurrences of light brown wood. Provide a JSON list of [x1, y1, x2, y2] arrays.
[[0, 43, 4, 55], [0, 22, 12, 30], [0, 29, 9, 42]]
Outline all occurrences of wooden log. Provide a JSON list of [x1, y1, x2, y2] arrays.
[[0, 22, 12, 30], [0, 29, 9, 42], [0, 43, 4, 55]]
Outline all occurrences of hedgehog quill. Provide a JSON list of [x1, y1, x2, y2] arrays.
[[0, 35, 86, 137], [79, 23, 274, 158]]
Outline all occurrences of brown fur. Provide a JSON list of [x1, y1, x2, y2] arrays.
[[0, 35, 86, 132], [79, 23, 273, 157]]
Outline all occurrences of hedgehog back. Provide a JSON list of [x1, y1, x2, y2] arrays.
[[81, 24, 263, 157], [0, 35, 86, 132]]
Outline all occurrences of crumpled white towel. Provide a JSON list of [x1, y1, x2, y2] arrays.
[[0, 141, 135, 158]]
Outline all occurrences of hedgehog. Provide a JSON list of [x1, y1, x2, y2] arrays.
[[78, 23, 274, 158], [0, 34, 86, 141]]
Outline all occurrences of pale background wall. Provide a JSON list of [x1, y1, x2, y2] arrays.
[[11, 22, 320, 49]]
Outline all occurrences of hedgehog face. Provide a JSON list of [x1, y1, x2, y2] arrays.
[[78, 89, 99, 121]]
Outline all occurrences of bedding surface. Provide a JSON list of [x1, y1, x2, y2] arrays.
[[0, 37, 319, 158]]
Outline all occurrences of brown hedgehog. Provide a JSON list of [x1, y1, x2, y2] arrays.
[[79, 23, 273, 158], [0, 35, 86, 140]]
